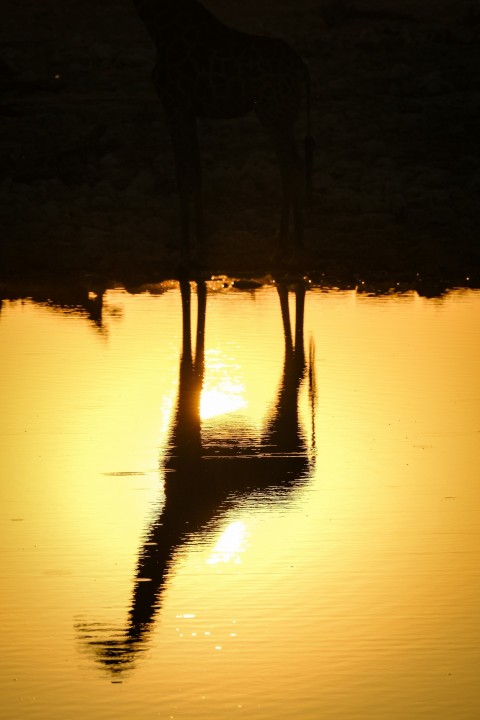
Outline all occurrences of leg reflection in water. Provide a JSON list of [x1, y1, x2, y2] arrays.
[[77, 279, 316, 676]]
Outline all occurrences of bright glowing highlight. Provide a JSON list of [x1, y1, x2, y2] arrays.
[[206, 521, 248, 565], [200, 384, 247, 420]]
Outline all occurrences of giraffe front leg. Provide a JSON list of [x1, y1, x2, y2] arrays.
[[278, 132, 304, 251], [278, 174, 291, 250], [273, 137, 304, 259], [166, 111, 203, 261]]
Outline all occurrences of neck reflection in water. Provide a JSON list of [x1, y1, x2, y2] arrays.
[[77, 280, 316, 676]]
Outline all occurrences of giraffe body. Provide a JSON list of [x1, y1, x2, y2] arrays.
[[133, 0, 314, 257]]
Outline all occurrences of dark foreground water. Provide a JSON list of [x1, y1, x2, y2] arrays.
[[1, 281, 479, 719]]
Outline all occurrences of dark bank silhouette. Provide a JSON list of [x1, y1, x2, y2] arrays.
[[0, 283, 105, 327], [132, 0, 314, 256], [77, 279, 316, 676]]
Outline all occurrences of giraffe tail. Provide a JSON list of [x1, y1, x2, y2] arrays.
[[304, 69, 315, 203]]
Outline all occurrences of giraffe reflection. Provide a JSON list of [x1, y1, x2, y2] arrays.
[[78, 280, 315, 675]]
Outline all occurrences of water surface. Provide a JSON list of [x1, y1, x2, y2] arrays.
[[1, 282, 479, 719]]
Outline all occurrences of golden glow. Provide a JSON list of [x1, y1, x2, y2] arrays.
[[206, 521, 248, 565], [200, 385, 247, 419], [200, 349, 248, 419]]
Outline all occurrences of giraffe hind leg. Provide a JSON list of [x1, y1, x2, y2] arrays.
[[256, 110, 304, 251]]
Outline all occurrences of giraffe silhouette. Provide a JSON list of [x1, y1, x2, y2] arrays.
[[132, 0, 315, 258], [76, 279, 316, 676]]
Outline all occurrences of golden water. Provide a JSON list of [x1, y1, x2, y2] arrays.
[[1, 283, 479, 719]]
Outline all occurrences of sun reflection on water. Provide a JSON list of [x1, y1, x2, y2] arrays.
[[200, 350, 248, 420], [206, 521, 248, 565], [200, 385, 247, 420]]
